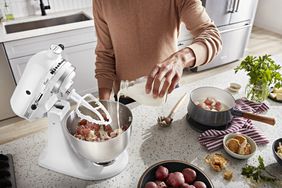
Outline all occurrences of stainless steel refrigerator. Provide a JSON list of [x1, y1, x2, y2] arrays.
[[193, 0, 259, 71]]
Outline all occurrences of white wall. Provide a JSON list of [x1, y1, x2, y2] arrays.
[[0, 0, 92, 18], [254, 0, 282, 35]]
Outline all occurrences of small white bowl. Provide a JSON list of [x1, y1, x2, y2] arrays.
[[223, 133, 257, 160], [228, 83, 241, 92]]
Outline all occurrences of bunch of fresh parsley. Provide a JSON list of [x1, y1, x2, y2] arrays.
[[235, 55, 282, 88], [241, 156, 281, 184], [235, 55, 282, 101]]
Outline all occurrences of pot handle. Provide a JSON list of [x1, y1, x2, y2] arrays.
[[231, 109, 276, 126]]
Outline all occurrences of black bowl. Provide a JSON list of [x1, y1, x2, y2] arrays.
[[272, 138, 282, 166], [138, 160, 213, 188]]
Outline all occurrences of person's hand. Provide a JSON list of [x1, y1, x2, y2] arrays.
[[145, 48, 195, 98]]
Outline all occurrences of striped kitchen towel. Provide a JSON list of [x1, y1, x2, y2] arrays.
[[198, 98, 270, 151]]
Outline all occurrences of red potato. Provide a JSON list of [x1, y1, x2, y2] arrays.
[[81, 128, 90, 137], [155, 180, 167, 188], [145, 181, 158, 188], [215, 101, 222, 111], [182, 184, 196, 188], [198, 103, 210, 111], [182, 168, 197, 184], [204, 98, 213, 105], [91, 124, 100, 132], [103, 125, 114, 136], [166, 172, 185, 187], [193, 181, 207, 188], [94, 131, 101, 138], [155, 166, 169, 181], [79, 119, 87, 125]]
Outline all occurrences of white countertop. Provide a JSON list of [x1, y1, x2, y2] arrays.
[[0, 8, 94, 43], [0, 69, 281, 188]]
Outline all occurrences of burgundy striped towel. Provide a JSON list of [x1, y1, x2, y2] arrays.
[[198, 98, 270, 151]]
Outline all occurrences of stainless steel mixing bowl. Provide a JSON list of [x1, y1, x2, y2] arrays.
[[63, 101, 133, 163]]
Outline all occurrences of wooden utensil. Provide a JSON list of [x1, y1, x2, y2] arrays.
[[158, 93, 188, 127]]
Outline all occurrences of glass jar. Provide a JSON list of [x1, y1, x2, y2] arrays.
[[119, 76, 167, 106], [245, 83, 269, 102], [3, 1, 14, 21]]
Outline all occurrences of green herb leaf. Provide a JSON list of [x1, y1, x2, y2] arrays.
[[258, 155, 265, 170], [235, 55, 282, 101], [241, 156, 281, 184]]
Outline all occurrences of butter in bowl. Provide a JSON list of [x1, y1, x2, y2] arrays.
[[269, 87, 282, 102], [223, 133, 257, 160]]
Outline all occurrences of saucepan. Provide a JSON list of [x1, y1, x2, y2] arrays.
[[187, 87, 275, 127]]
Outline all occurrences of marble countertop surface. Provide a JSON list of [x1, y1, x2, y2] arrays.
[[0, 8, 94, 43], [0, 69, 282, 188]]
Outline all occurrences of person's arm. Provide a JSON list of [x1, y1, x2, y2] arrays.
[[179, 0, 222, 67], [146, 0, 222, 98], [93, 0, 116, 100]]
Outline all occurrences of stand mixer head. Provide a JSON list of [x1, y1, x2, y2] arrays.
[[10, 44, 111, 125]]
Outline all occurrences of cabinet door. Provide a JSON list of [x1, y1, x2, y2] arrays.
[[63, 42, 98, 95], [0, 44, 16, 120], [230, 0, 258, 24], [10, 42, 98, 95], [4, 27, 96, 59]]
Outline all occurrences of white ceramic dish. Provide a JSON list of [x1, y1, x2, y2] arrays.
[[228, 83, 241, 92], [223, 133, 257, 160]]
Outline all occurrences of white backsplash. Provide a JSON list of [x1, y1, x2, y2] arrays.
[[0, 0, 92, 18]]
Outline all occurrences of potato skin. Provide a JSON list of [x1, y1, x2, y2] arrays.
[[155, 165, 169, 181], [182, 168, 197, 184], [155, 180, 168, 188], [182, 183, 196, 188], [193, 181, 207, 188], [145, 181, 158, 188], [166, 172, 185, 187]]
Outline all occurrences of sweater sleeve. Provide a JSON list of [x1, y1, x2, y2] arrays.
[[177, 0, 222, 67], [93, 0, 116, 89]]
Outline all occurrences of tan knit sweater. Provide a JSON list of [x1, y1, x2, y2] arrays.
[[93, 0, 222, 92]]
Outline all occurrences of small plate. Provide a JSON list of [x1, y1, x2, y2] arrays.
[[137, 160, 213, 188], [223, 133, 257, 160]]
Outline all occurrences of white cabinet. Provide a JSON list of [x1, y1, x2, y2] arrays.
[[4, 28, 96, 59], [5, 27, 98, 95], [0, 43, 16, 120], [63, 42, 98, 95]]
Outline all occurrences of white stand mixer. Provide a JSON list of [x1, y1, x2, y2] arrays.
[[10, 44, 129, 180]]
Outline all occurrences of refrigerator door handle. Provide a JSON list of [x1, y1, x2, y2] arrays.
[[220, 24, 250, 34], [232, 0, 238, 13], [235, 0, 240, 12], [227, 0, 234, 13]]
